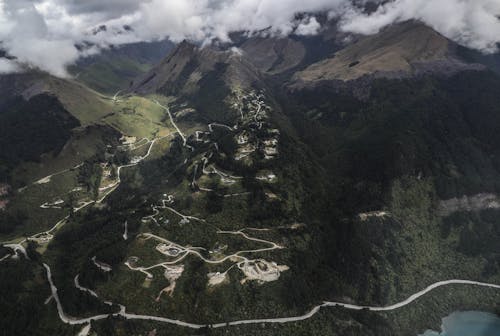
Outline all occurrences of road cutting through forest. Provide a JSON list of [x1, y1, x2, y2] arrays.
[[43, 262, 500, 330]]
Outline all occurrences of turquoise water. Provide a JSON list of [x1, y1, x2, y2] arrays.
[[420, 311, 500, 336]]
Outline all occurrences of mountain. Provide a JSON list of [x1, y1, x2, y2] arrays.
[[235, 18, 349, 78], [0, 71, 112, 185], [237, 36, 310, 76], [1, 19, 500, 336], [129, 40, 270, 123], [265, 21, 500, 334], [130, 41, 264, 95], [456, 46, 500, 74], [70, 39, 175, 94], [0, 66, 176, 188], [291, 21, 485, 88], [128, 24, 500, 334]]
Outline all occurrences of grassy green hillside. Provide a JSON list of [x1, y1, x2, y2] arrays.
[[0, 69, 177, 241], [44, 77, 115, 125]]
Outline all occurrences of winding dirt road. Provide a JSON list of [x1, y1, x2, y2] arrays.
[[1, 135, 164, 247], [43, 262, 500, 329], [153, 99, 192, 150], [6, 91, 500, 331]]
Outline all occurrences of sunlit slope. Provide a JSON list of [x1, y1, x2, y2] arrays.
[[292, 21, 483, 86]]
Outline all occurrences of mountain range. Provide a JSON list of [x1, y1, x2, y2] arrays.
[[0, 19, 499, 336]]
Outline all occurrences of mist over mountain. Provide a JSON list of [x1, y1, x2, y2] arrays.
[[0, 0, 499, 77]]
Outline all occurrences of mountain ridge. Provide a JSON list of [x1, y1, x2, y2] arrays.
[[290, 21, 486, 88]]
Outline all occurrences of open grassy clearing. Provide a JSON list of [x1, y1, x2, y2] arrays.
[[102, 95, 178, 139]]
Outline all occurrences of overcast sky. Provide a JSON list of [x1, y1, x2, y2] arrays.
[[0, 0, 499, 77]]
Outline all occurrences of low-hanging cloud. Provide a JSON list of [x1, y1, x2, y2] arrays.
[[0, 0, 81, 76], [294, 16, 322, 36], [0, 0, 499, 77], [0, 58, 19, 73], [341, 0, 500, 52]]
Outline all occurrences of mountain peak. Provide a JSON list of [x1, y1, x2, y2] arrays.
[[129, 40, 262, 97], [290, 21, 484, 86]]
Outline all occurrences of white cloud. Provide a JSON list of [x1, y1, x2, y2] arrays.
[[340, 0, 500, 53], [130, 0, 343, 43], [7, 39, 79, 77], [0, 0, 499, 77], [295, 16, 321, 36], [0, 0, 79, 77], [0, 58, 20, 73], [230, 46, 244, 56]]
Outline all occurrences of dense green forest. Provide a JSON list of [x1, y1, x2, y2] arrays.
[[288, 71, 500, 204], [276, 70, 500, 306]]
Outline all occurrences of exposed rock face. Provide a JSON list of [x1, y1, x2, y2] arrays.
[[438, 193, 500, 217]]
